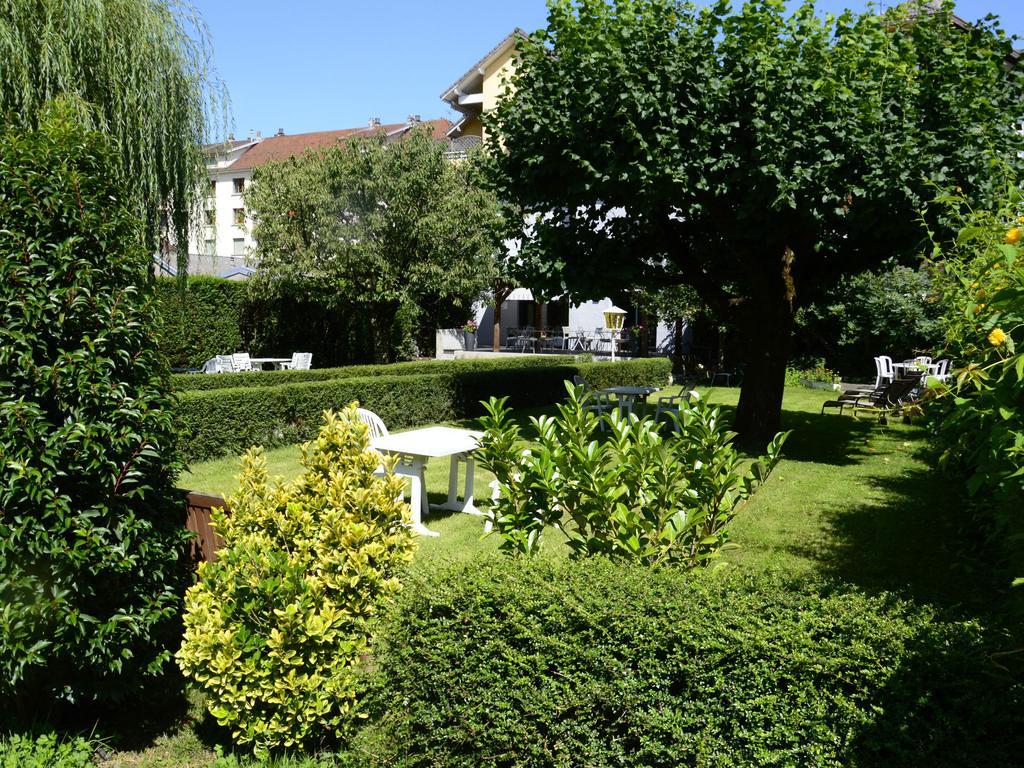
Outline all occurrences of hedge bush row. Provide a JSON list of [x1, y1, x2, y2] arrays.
[[171, 356, 578, 392], [362, 557, 1024, 768], [177, 359, 671, 463]]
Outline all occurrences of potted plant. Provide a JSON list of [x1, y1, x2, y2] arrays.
[[462, 320, 478, 351]]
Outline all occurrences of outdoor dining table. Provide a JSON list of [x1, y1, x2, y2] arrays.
[[597, 385, 661, 418], [371, 426, 484, 537], [249, 357, 293, 370]]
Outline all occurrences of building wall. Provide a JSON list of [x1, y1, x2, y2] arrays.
[[187, 166, 257, 276], [479, 45, 517, 143]]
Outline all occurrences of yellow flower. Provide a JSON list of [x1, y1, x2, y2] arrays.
[[1005, 228, 1021, 245], [1018, 215, 1024, 223], [988, 328, 1007, 346]]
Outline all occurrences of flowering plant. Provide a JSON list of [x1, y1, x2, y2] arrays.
[[925, 184, 1023, 578], [462, 320, 479, 334]]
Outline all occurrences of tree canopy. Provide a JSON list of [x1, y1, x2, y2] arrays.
[[0, 0, 226, 274], [245, 128, 503, 362], [488, 0, 1024, 442]]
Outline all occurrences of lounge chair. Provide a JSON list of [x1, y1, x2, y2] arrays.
[[821, 377, 920, 416]]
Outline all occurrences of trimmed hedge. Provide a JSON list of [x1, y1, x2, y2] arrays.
[[154, 276, 247, 369], [178, 358, 671, 462], [171, 356, 577, 392], [363, 557, 1024, 768]]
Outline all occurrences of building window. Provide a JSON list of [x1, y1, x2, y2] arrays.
[[210, 180, 217, 198], [232, 238, 245, 257], [233, 177, 245, 194], [233, 208, 245, 226], [204, 209, 215, 225], [203, 239, 216, 256]]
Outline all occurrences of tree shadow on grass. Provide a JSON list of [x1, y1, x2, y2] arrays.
[[785, 445, 1012, 617]]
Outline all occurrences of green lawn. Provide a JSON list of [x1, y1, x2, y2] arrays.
[[110, 385, 1009, 766], [182, 386, 979, 603]]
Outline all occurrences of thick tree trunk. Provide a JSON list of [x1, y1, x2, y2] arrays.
[[733, 246, 799, 446]]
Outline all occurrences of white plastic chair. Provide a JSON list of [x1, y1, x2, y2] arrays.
[[875, 356, 894, 388], [214, 355, 235, 374], [281, 352, 312, 371], [356, 408, 389, 439], [914, 356, 932, 366], [931, 358, 951, 382], [231, 352, 253, 372], [655, 391, 692, 422]]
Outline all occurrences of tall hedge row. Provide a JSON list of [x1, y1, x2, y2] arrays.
[[364, 557, 1024, 768], [153, 276, 247, 369], [177, 358, 671, 462], [152, 276, 378, 369]]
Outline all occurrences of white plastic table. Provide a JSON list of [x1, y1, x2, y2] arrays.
[[249, 357, 293, 370], [598, 385, 661, 417], [371, 426, 484, 537]]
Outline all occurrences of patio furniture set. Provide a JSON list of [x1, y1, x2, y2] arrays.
[[505, 326, 632, 355], [201, 351, 313, 373], [820, 354, 949, 417], [359, 377, 682, 536]]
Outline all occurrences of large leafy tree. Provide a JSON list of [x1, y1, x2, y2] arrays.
[[488, 0, 1023, 443], [246, 128, 503, 362], [0, 0, 226, 274]]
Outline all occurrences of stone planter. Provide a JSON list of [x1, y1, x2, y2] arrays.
[[463, 331, 476, 351]]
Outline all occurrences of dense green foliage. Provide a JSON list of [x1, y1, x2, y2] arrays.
[[488, 0, 1024, 442], [176, 359, 671, 462], [246, 127, 502, 361], [154, 276, 247, 368], [0, 733, 93, 768], [178, 408, 415, 754], [926, 187, 1024, 558], [0, 113, 189, 719], [152, 276, 388, 369], [795, 262, 945, 377], [478, 387, 786, 564], [0, 0, 226, 273], [366, 557, 1024, 768]]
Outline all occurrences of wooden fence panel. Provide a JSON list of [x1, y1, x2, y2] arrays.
[[185, 491, 228, 563]]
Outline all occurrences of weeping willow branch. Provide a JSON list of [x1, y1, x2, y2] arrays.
[[0, 0, 229, 276]]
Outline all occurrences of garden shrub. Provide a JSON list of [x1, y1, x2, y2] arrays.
[[477, 386, 786, 564], [175, 359, 672, 463], [0, 733, 93, 768], [0, 108, 190, 720], [364, 557, 1024, 768], [926, 186, 1024, 584], [927, 188, 1024, 506], [177, 406, 416, 755]]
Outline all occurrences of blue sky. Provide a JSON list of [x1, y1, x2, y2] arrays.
[[194, 0, 1024, 139]]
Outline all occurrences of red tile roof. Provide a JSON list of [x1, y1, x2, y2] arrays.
[[228, 119, 452, 171]]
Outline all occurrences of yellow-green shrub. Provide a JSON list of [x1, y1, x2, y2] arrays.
[[176, 406, 416, 754]]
